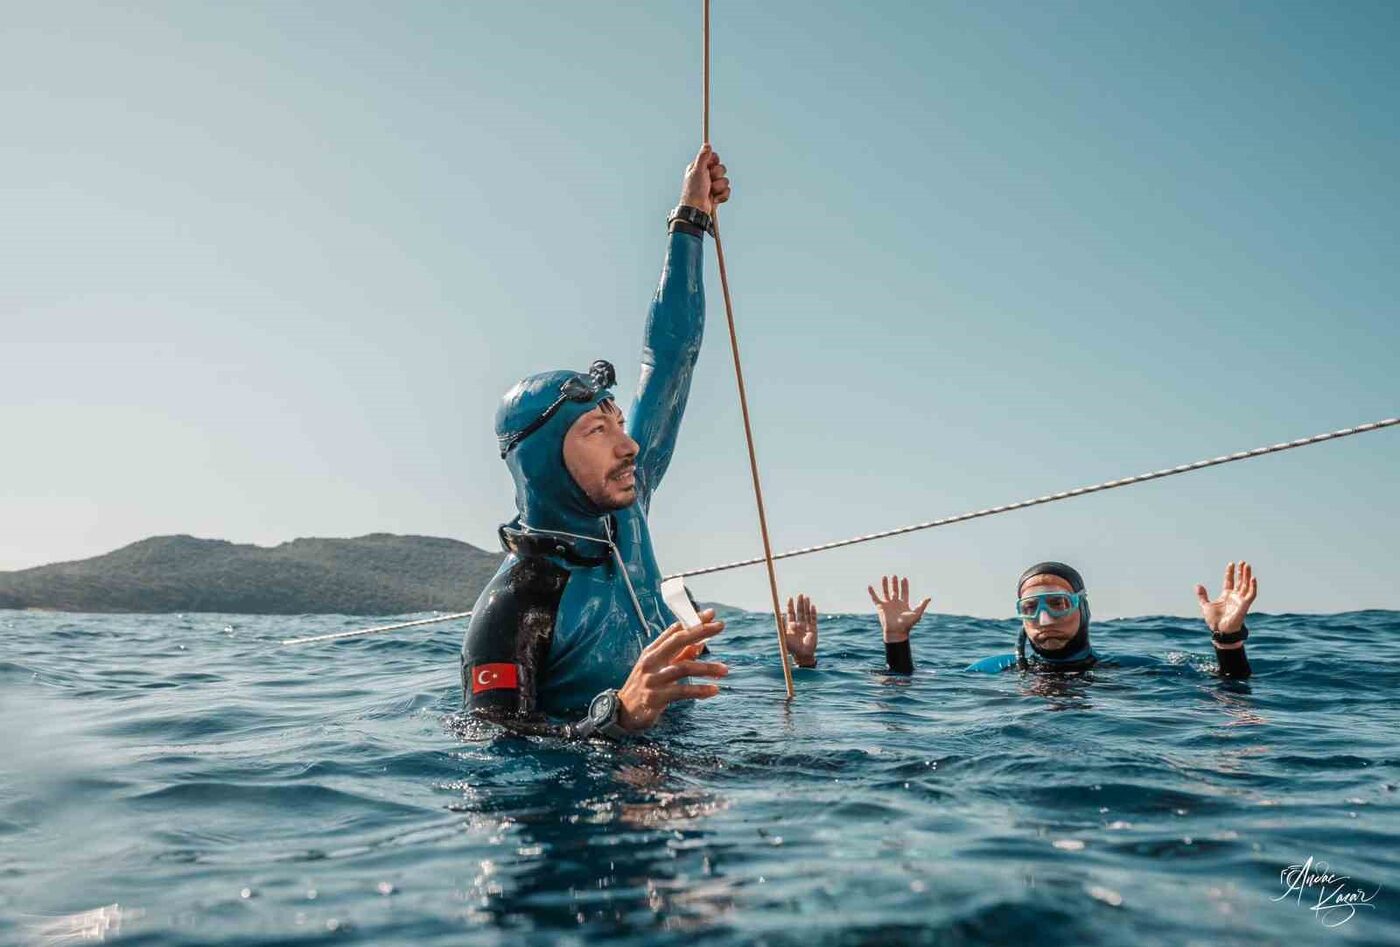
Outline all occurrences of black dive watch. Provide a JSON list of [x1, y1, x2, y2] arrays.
[[572, 688, 630, 740], [667, 204, 715, 237]]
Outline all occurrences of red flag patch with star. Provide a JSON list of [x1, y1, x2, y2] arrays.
[[471, 663, 519, 694]]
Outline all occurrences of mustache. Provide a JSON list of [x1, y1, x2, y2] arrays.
[[607, 460, 636, 480]]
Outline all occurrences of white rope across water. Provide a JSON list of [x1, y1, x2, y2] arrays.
[[665, 416, 1399, 580], [281, 611, 473, 646], [284, 416, 1396, 643]]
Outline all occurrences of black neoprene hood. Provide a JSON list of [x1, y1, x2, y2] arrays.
[[1017, 560, 1092, 660]]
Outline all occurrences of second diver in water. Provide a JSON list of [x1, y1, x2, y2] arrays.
[[784, 560, 1258, 679]]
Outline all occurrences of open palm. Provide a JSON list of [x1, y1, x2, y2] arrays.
[[783, 594, 818, 668], [867, 574, 931, 643], [1195, 560, 1258, 635]]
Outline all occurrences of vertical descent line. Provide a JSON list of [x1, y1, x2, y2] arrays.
[[703, 0, 710, 143], [703, 0, 796, 698]]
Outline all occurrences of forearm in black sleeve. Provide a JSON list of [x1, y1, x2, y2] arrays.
[[1214, 645, 1251, 679], [885, 639, 914, 675]]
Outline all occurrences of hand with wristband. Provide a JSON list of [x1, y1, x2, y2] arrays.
[[1195, 560, 1258, 650], [668, 144, 729, 237]]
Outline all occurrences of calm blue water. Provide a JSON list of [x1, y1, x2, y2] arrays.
[[2, 609, 1397, 946]]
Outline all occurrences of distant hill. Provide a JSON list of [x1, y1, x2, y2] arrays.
[[694, 601, 750, 621], [0, 534, 505, 615]]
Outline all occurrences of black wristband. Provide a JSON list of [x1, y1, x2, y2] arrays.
[[667, 204, 715, 237], [1211, 624, 1249, 646], [669, 219, 705, 238]]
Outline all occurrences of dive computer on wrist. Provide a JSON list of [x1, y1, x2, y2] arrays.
[[573, 688, 630, 740]]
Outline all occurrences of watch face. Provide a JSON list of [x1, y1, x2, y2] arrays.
[[590, 693, 615, 722]]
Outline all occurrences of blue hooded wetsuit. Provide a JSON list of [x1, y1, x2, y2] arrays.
[[460, 225, 706, 724]]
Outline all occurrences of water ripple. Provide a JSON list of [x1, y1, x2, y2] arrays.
[[1, 609, 1397, 945]]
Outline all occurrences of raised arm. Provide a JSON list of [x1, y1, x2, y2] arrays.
[[628, 144, 730, 506], [1195, 560, 1258, 679], [869, 575, 932, 674]]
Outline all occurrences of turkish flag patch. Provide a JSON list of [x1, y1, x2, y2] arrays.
[[471, 662, 519, 694]]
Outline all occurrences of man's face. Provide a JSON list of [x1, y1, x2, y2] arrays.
[[1020, 573, 1082, 649], [562, 400, 640, 511]]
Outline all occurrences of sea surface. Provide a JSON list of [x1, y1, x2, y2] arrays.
[[2, 609, 1397, 946]]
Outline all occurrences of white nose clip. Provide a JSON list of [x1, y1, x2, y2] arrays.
[[1037, 609, 1056, 626]]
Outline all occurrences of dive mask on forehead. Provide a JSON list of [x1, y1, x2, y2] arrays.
[[498, 359, 617, 458]]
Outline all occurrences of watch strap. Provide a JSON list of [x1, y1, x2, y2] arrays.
[[598, 719, 630, 739], [1211, 624, 1249, 646], [667, 204, 715, 237], [575, 689, 628, 741]]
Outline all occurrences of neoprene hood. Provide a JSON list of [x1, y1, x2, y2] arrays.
[[1017, 560, 1093, 662], [495, 367, 617, 536]]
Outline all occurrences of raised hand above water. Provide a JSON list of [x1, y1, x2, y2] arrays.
[[783, 594, 819, 668], [867, 575, 931, 644], [1195, 560, 1259, 646]]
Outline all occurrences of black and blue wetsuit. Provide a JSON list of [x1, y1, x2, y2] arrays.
[[460, 219, 707, 731]]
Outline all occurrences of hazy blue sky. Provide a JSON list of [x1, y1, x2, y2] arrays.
[[4, 2, 1396, 617]]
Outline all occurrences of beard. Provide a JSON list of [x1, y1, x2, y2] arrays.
[[591, 485, 637, 512], [587, 461, 638, 511]]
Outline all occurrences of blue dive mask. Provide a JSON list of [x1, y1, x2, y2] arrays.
[[1016, 590, 1086, 621]]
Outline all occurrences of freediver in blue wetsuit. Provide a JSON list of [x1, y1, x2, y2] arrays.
[[784, 561, 1258, 678], [461, 145, 784, 740]]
